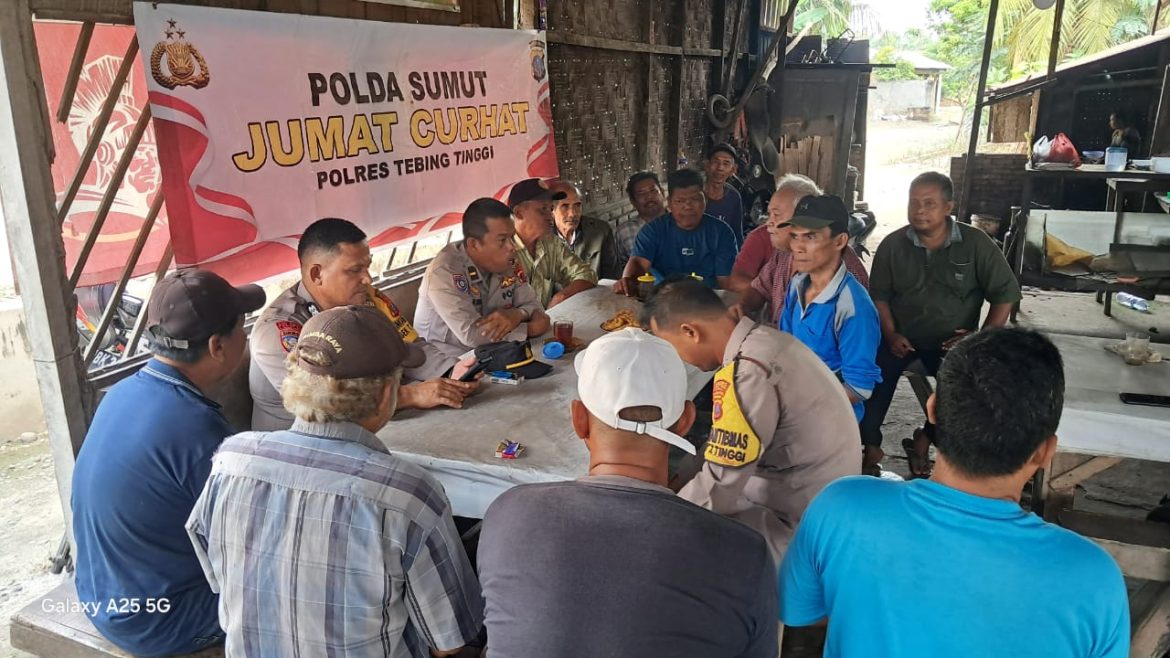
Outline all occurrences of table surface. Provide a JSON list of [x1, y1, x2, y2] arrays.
[[1050, 333, 1170, 463], [1024, 164, 1170, 179], [376, 285, 712, 517]]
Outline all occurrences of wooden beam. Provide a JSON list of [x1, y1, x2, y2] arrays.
[[1092, 538, 1170, 582], [545, 30, 720, 58], [958, 0, 1000, 224], [1151, 65, 1170, 156], [0, 0, 95, 553], [1046, 0, 1066, 77], [1048, 456, 1122, 490], [55, 21, 93, 124]]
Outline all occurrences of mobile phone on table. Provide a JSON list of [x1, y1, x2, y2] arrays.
[[458, 359, 491, 382], [1118, 392, 1170, 407]]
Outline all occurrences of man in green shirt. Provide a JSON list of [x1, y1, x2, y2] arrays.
[[509, 178, 598, 309], [862, 172, 1021, 476], [549, 180, 622, 280]]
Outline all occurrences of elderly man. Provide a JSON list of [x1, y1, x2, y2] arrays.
[[729, 174, 868, 305], [73, 270, 265, 656], [780, 329, 1129, 657], [549, 180, 621, 280], [250, 218, 477, 431], [646, 278, 860, 565], [614, 171, 667, 265], [478, 329, 778, 657], [188, 305, 484, 657], [415, 197, 551, 359], [615, 168, 739, 292], [509, 177, 597, 308], [704, 143, 745, 242], [864, 172, 1022, 477]]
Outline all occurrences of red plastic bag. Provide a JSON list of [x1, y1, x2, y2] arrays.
[[1048, 132, 1082, 166]]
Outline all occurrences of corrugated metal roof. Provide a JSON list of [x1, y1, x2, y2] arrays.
[[990, 30, 1170, 96]]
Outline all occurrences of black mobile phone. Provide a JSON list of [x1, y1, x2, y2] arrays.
[[1119, 392, 1170, 408], [458, 359, 491, 382]]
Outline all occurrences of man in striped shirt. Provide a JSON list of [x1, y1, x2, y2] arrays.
[[188, 305, 483, 657]]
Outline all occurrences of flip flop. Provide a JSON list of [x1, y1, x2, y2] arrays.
[[902, 437, 932, 479]]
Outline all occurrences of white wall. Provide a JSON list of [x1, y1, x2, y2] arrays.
[[0, 201, 15, 292], [870, 79, 933, 116]]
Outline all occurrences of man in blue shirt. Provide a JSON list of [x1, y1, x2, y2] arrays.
[[615, 168, 738, 291], [778, 195, 881, 422], [704, 143, 745, 243], [779, 328, 1130, 658], [72, 269, 265, 656]]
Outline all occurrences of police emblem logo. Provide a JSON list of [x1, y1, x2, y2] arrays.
[[150, 19, 210, 90], [500, 276, 515, 288], [452, 273, 470, 293], [276, 321, 302, 353], [513, 261, 528, 283], [529, 39, 547, 82]]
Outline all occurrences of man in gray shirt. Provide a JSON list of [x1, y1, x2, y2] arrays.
[[477, 329, 778, 658]]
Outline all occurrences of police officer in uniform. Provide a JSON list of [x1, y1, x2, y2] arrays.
[[249, 218, 479, 431], [415, 198, 550, 359], [645, 277, 861, 566]]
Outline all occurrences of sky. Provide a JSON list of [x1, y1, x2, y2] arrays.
[[867, 0, 934, 35]]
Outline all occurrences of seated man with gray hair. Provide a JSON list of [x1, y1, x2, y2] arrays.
[[188, 305, 483, 657]]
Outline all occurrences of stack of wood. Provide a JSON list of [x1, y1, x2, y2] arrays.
[[778, 135, 836, 193]]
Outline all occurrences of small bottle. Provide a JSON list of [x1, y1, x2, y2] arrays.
[[1117, 292, 1151, 313]]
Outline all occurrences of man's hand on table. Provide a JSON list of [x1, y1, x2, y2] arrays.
[[398, 378, 480, 410], [548, 291, 568, 308], [886, 332, 916, 358], [612, 278, 630, 296], [476, 309, 524, 341], [941, 329, 971, 351]]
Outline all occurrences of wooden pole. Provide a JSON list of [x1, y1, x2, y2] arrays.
[[958, 0, 1001, 224], [56, 21, 94, 124], [0, 0, 95, 552], [1047, 0, 1066, 77]]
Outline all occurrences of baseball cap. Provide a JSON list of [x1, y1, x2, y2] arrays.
[[293, 305, 425, 379], [507, 178, 567, 209], [473, 340, 553, 379], [574, 328, 695, 455], [146, 269, 266, 348], [788, 194, 850, 235]]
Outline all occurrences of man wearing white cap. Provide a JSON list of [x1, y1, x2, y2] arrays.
[[476, 329, 778, 658]]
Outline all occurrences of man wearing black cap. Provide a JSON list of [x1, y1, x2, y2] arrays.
[[509, 177, 597, 308], [72, 269, 265, 656], [778, 195, 881, 428], [188, 306, 483, 657], [416, 197, 551, 361]]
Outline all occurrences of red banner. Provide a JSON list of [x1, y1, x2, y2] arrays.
[[34, 22, 169, 288]]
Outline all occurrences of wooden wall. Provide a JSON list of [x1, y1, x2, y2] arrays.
[[30, 0, 504, 26]]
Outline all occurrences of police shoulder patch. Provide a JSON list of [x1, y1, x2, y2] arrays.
[[704, 360, 763, 468], [452, 273, 469, 293], [275, 320, 301, 353]]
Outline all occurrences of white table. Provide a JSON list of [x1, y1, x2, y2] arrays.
[[377, 286, 714, 517], [1050, 333, 1170, 463]]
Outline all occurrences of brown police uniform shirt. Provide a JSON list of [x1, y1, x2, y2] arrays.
[[678, 318, 861, 567], [414, 241, 544, 361], [248, 282, 454, 432]]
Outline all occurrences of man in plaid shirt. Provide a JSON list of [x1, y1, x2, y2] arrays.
[[188, 306, 482, 657]]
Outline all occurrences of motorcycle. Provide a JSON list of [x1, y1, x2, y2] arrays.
[[848, 204, 877, 260], [75, 283, 144, 370]]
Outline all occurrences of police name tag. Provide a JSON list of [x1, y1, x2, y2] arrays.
[[705, 360, 762, 468]]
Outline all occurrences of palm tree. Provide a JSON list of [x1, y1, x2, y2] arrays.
[[794, 0, 880, 37], [996, 0, 1163, 77]]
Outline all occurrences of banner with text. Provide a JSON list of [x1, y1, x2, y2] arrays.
[[134, 3, 557, 283]]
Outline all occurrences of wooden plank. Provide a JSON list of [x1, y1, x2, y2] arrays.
[[1129, 581, 1170, 658], [808, 136, 821, 184], [0, 0, 96, 553], [317, 0, 367, 18], [833, 70, 860, 197], [1092, 538, 1170, 582], [546, 30, 721, 58], [1058, 508, 1170, 549], [1048, 456, 1122, 490]]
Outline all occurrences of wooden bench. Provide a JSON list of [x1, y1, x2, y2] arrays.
[[10, 581, 223, 657]]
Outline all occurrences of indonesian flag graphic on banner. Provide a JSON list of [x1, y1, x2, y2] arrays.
[[134, 3, 557, 284]]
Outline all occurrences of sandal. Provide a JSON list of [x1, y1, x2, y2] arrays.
[[902, 437, 932, 479]]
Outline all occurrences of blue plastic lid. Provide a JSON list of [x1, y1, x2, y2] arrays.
[[542, 341, 565, 359]]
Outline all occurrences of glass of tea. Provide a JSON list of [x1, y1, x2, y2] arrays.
[[553, 320, 574, 345]]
